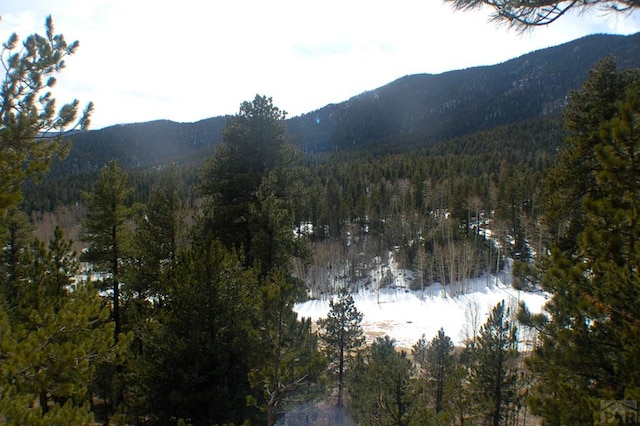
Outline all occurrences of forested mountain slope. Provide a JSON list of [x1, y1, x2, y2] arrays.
[[56, 116, 228, 173], [27, 32, 639, 213], [289, 32, 640, 153], [59, 32, 640, 167]]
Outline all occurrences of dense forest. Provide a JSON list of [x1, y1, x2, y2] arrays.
[[2, 17, 640, 426]]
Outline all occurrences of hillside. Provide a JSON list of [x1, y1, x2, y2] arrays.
[[55, 116, 227, 174], [55, 32, 640, 169], [288, 32, 640, 153], [24, 32, 640, 215]]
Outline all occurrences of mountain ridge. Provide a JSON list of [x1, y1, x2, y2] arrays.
[[58, 32, 640, 170]]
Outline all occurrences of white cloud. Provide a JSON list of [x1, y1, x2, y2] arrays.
[[2, 0, 638, 128]]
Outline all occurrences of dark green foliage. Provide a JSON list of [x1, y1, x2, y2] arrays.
[[0, 208, 34, 300], [144, 240, 260, 425], [249, 171, 304, 275], [249, 268, 326, 426], [128, 165, 183, 305], [411, 328, 455, 416], [200, 95, 301, 273], [467, 301, 520, 426], [544, 56, 639, 251], [0, 16, 92, 214], [81, 160, 132, 337], [511, 259, 540, 291], [317, 287, 365, 408], [524, 59, 640, 424], [0, 228, 127, 425], [349, 336, 413, 425], [118, 166, 185, 419]]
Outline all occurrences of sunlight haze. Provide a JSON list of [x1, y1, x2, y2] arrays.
[[2, 0, 639, 129]]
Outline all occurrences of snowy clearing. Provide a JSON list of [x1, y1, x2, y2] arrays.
[[295, 277, 549, 350]]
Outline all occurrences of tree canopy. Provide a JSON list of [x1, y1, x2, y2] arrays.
[[200, 94, 301, 272], [0, 15, 92, 213], [521, 57, 640, 424], [317, 287, 365, 408]]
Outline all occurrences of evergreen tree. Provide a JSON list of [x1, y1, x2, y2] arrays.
[[0, 16, 92, 213], [349, 336, 413, 425], [411, 328, 455, 417], [544, 56, 635, 251], [317, 287, 365, 408], [120, 167, 184, 418], [82, 160, 132, 337], [468, 300, 519, 426], [249, 170, 306, 276], [0, 229, 127, 425], [522, 60, 640, 424], [80, 160, 132, 420], [200, 95, 300, 270], [126, 166, 182, 318], [249, 268, 325, 426], [144, 240, 260, 425], [0, 17, 123, 425], [0, 208, 33, 301]]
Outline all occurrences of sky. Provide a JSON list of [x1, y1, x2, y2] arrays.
[[2, 1, 639, 130]]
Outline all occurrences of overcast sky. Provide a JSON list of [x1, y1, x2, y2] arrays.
[[2, 1, 639, 129]]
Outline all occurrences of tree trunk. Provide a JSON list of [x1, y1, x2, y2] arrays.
[[338, 330, 345, 408], [112, 224, 120, 337]]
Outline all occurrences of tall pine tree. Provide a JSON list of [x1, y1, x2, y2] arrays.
[[412, 328, 455, 417], [523, 59, 640, 424], [468, 300, 519, 426], [82, 160, 132, 337], [349, 336, 413, 425], [0, 15, 92, 213], [317, 287, 365, 408], [200, 95, 301, 272]]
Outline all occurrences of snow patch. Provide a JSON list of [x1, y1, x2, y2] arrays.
[[295, 279, 548, 350]]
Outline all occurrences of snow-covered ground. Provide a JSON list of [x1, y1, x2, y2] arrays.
[[295, 274, 549, 350]]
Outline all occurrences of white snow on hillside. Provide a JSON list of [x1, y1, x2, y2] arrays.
[[295, 255, 549, 350]]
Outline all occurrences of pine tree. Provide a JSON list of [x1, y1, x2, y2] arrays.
[[317, 287, 365, 408], [523, 60, 640, 424], [468, 300, 519, 426], [544, 56, 634, 251], [0, 208, 33, 301], [349, 336, 413, 425], [120, 167, 184, 418], [127, 166, 183, 313], [249, 171, 305, 276], [200, 95, 300, 270], [82, 160, 132, 337], [0, 229, 127, 425], [249, 268, 325, 426], [144, 240, 260, 425], [412, 328, 455, 416], [0, 17, 117, 425], [0, 16, 92, 213]]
